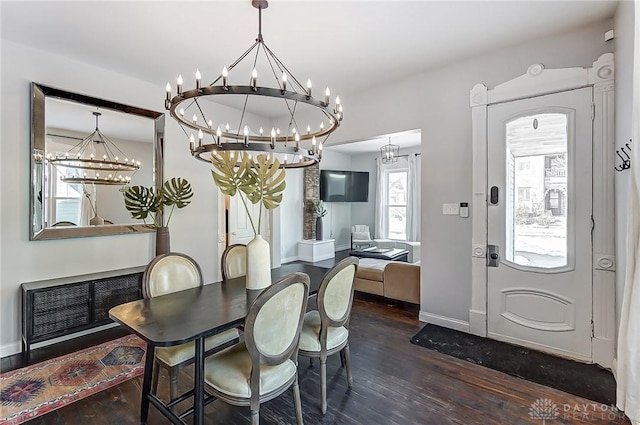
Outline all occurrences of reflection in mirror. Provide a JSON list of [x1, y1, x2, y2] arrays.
[[30, 83, 164, 240]]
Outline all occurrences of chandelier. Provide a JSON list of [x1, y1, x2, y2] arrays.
[[380, 138, 399, 164], [47, 111, 140, 185], [164, 0, 343, 168]]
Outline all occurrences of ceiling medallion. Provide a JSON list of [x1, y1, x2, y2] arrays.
[[164, 0, 343, 168]]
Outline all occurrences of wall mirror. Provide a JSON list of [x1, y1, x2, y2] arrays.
[[30, 83, 164, 240]]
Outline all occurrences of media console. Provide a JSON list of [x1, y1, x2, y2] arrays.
[[21, 267, 144, 358]]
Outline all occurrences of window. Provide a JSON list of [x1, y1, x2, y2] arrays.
[[518, 187, 531, 201], [385, 170, 408, 240], [48, 165, 83, 225]]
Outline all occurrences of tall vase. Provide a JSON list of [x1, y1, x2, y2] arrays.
[[246, 234, 271, 290], [316, 217, 323, 241], [156, 226, 171, 256]]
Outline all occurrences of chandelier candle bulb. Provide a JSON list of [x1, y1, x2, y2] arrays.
[[243, 126, 249, 146], [251, 69, 257, 90], [270, 128, 276, 148], [295, 132, 300, 151], [189, 134, 195, 151], [195, 69, 201, 90], [177, 75, 183, 94], [208, 119, 213, 128], [222, 66, 228, 88], [260, 127, 264, 136], [192, 114, 197, 124], [282, 73, 287, 92], [307, 125, 311, 135], [165, 83, 171, 100], [216, 126, 222, 145], [306, 79, 312, 97], [325, 87, 330, 105]]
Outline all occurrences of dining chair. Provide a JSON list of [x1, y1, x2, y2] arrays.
[[221, 243, 247, 280], [203, 272, 310, 425], [142, 252, 240, 403], [298, 256, 359, 414]]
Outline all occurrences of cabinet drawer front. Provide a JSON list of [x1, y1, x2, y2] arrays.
[[93, 273, 142, 322], [31, 283, 91, 337]]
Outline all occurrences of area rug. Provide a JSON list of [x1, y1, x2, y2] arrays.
[[0, 334, 146, 425], [410, 324, 616, 405]]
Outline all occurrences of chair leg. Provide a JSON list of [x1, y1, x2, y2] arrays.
[[151, 361, 160, 396], [251, 409, 260, 425], [293, 380, 304, 425], [343, 344, 353, 388], [339, 350, 346, 367], [169, 366, 179, 404], [309, 357, 314, 366], [320, 356, 327, 414]]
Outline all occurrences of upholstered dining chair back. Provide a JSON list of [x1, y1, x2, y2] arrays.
[[221, 244, 247, 280], [143, 252, 203, 298], [318, 257, 359, 327], [245, 273, 310, 366]]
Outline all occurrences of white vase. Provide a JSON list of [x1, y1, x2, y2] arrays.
[[245, 234, 271, 290]]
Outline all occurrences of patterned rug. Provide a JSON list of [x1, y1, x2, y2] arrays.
[[0, 334, 146, 425]]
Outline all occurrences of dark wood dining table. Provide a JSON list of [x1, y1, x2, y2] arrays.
[[109, 262, 329, 425]]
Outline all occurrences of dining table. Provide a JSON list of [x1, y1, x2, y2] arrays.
[[109, 262, 329, 425]]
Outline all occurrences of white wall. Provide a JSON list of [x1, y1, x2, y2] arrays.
[[280, 169, 304, 262], [327, 19, 614, 324], [0, 39, 273, 356], [319, 149, 352, 249], [348, 146, 421, 238], [614, 0, 635, 330]]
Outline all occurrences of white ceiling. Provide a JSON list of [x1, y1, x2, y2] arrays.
[[328, 129, 422, 154], [1, 0, 617, 150]]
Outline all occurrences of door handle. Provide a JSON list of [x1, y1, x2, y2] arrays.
[[487, 245, 499, 267]]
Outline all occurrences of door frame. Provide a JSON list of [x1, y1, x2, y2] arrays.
[[469, 53, 616, 367]]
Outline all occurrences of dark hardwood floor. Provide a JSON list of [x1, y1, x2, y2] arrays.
[[2, 252, 627, 424], [5, 296, 628, 425]]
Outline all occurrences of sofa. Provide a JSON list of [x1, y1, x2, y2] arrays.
[[355, 257, 420, 304]]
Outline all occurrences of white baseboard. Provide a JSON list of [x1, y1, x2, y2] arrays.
[[419, 311, 470, 333], [0, 341, 22, 358], [281, 256, 299, 264], [0, 323, 119, 358]]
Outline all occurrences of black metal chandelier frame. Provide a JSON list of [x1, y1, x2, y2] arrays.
[[47, 111, 140, 185], [164, 0, 343, 168]]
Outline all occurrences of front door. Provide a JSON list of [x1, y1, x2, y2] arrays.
[[228, 194, 267, 246], [487, 87, 593, 361]]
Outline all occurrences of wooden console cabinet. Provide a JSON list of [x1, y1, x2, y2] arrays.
[[21, 266, 145, 357]]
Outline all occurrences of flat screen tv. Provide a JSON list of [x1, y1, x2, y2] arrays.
[[320, 170, 369, 202]]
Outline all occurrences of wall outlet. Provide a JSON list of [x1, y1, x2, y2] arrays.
[[442, 203, 459, 215]]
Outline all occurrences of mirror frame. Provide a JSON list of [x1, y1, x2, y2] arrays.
[[30, 82, 165, 240]]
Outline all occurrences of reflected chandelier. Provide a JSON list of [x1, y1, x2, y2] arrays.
[[47, 111, 140, 185], [380, 137, 399, 164], [164, 0, 343, 168]]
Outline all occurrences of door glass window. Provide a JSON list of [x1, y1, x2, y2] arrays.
[[505, 113, 568, 268]]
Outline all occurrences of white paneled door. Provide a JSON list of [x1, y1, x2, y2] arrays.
[[487, 87, 593, 361]]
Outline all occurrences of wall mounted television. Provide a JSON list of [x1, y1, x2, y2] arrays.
[[319, 170, 369, 202]]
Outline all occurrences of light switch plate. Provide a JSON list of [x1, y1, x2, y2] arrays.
[[442, 203, 459, 215]]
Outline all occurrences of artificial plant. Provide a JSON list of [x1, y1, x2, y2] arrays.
[[313, 200, 327, 218], [210, 151, 286, 235], [123, 177, 193, 228]]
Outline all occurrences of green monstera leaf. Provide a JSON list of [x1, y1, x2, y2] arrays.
[[210, 151, 286, 235], [123, 177, 193, 228], [245, 154, 286, 210], [210, 151, 255, 198], [162, 177, 194, 209], [123, 185, 161, 226]]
